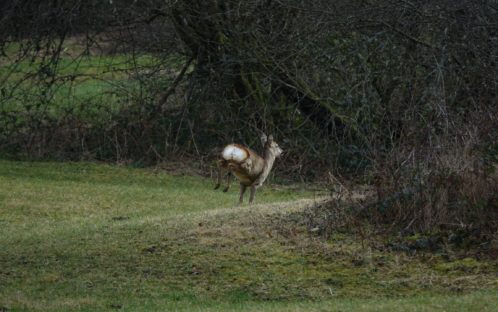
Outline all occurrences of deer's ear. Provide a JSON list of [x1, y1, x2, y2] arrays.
[[267, 135, 274, 143], [261, 134, 268, 145]]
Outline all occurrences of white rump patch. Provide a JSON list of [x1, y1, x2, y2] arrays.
[[222, 145, 248, 162]]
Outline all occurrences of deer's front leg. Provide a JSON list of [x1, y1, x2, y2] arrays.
[[238, 183, 247, 204], [223, 171, 232, 192], [248, 185, 257, 204]]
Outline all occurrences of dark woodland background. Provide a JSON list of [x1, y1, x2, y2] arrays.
[[0, 0, 497, 233]]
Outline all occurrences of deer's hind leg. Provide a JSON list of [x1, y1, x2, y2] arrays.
[[214, 160, 226, 190], [239, 183, 247, 204], [248, 185, 257, 204], [223, 171, 232, 192]]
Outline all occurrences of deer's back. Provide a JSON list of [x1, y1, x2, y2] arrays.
[[221, 144, 265, 185]]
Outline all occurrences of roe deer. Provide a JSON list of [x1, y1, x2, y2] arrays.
[[214, 134, 283, 204]]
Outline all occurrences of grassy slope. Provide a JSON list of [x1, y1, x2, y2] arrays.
[[0, 160, 496, 311]]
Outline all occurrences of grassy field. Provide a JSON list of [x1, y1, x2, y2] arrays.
[[0, 53, 163, 114], [0, 160, 497, 311], [1, 42, 183, 121]]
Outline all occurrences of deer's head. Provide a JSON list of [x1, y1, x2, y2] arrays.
[[261, 134, 283, 158]]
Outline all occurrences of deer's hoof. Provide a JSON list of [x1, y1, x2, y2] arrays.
[[223, 187, 229, 193], [214, 184, 220, 190]]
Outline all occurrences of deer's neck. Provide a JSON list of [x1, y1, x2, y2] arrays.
[[257, 149, 276, 183]]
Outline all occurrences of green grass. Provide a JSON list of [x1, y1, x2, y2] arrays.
[[0, 160, 496, 311], [0, 50, 181, 117], [0, 160, 305, 225], [1, 53, 158, 78], [128, 292, 498, 311]]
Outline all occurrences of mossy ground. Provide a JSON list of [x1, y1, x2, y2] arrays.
[[0, 160, 497, 311]]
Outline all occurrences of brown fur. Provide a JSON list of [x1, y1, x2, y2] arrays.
[[214, 135, 283, 204]]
